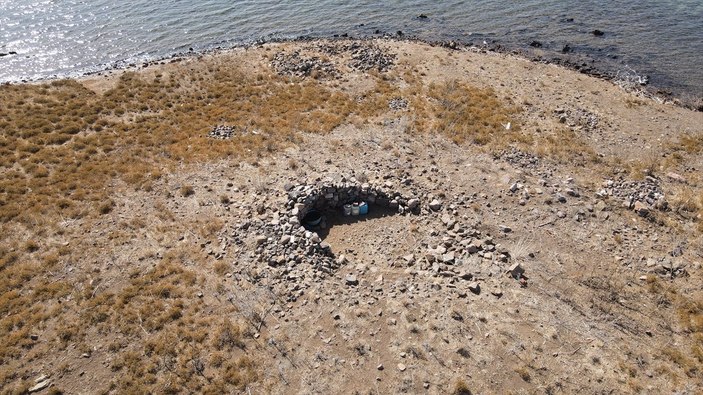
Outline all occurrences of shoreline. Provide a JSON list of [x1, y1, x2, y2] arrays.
[[3, 35, 702, 112]]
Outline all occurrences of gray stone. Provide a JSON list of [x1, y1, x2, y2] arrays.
[[499, 225, 512, 233], [556, 193, 567, 203], [255, 235, 268, 245], [468, 282, 480, 294], [429, 199, 442, 211], [442, 251, 455, 264], [654, 197, 668, 210], [634, 201, 650, 217], [565, 188, 580, 197], [508, 262, 524, 278]]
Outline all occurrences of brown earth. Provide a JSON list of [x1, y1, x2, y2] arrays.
[[1, 39, 702, 394]]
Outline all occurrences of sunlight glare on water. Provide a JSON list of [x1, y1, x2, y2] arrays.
[[0, 0, 701, 97]]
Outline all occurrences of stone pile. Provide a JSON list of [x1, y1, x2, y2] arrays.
[[226, 178, 524, 300], [227, 180, 423, 301], [271, 51, 338, 77], [555, 107, 600, 131], [388, 97, 408, 111], [285, 180, 421, 220], [597, 177, 667, 216], [346, 44, 395, 72], [500, 148, 540, 169], [207, 125, 236, 139], [229, 212, 340, 302], [416, 216, 513, 284], [310, 41, 396, 72]]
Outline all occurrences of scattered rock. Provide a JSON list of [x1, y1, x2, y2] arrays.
[[429, 199, 442, 211], [468, 282, 480, 294], [345, 274, 359, 286], [397, 363, 407, 372], [388, 97, 408, 111], [442, 251, 455, 264], [565, 188, 580, 197], [508, 262, 524, 279], [29, 378, 51, 393], [207, 125, 238, 139], [634, 201, 650, 217], [592, 29, 605, 36], [271, 50, 338, 77]]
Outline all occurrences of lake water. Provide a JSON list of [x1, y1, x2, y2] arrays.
[[1, 0, 701, 99]]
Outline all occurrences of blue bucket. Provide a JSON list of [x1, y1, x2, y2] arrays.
[[359, 201, 368, 215]]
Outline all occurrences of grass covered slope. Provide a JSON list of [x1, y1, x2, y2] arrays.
[[0, 39, 702, 394]]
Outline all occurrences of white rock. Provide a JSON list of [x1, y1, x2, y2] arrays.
[[29, 380, 51, 393]]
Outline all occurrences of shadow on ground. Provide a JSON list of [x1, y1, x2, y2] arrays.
[[307, 204, 398, 241]]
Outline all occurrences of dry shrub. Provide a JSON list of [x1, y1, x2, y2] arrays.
[[678, 133, 703, 154], [647, 277, 703, 379], [515, 366, 531, 382], [180, 184, 195, 197], [452, 379, 473, 395], [213, 261, 229, 276], [668, 186, 703, 216], [212, 319, 246, 350]]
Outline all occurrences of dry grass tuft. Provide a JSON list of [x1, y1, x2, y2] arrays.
[[646, 276, 703, 379], [452, 379, 473, 395], [409, 80, 523, 147]]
